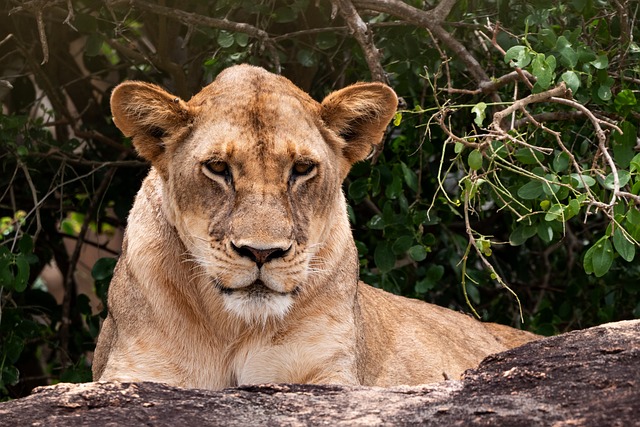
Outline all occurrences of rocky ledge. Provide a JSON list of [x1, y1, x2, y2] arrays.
[[1, 320, 638, 426]]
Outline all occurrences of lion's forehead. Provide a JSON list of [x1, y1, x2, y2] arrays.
[[187, 105, 329, 170]]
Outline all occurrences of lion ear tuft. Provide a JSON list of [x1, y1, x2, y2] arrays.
[[321, 82, 398, 167], [110, 81, 191, 165]]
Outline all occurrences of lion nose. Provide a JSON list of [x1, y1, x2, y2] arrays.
[[231, 243, 290, 267]]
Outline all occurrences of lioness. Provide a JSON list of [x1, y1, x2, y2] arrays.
[[93, 65, 537, 388]]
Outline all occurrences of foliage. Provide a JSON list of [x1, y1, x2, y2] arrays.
[[1, 0, 639, 399]]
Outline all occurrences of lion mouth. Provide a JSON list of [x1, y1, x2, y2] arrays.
[[217, 279, 297, 296]]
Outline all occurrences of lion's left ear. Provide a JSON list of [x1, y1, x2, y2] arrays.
[[321, 82, 397, 170]]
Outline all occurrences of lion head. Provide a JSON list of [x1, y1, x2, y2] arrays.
[[110, 65, 397, 324]]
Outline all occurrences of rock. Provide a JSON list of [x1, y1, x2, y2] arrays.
[[1, 320, 639, 426]]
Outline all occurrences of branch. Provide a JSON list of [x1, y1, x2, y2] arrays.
[[431, 0, 458, 22], [512, 111, 585, 129], [9, 0, 63, 64], [491, 83, 570, 131], [27, 152, 148, 168], [353, 0, 493, 87], [331, 0, 387, 83]]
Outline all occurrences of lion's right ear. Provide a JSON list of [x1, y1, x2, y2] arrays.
[[110, 81, 192, 167]]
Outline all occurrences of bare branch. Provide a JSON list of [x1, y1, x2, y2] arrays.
[[431, 0, 459, 22], [63, 0, 77, 31], [353, 0, 493, 87], [491, 83, 570, 131], [331, 0, 387, 83], [124, 0, 270, 42]]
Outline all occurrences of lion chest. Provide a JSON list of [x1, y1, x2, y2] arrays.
[[223, 316, 359, 386]]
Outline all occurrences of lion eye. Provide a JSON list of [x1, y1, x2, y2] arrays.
[[202, 161, 230, 181], [292, 162, 315, 177]]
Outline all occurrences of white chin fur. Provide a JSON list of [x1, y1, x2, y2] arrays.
[[221, 292, 293, 325]]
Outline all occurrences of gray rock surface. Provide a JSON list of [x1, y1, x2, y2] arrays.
[[1, 320, 639, 426]]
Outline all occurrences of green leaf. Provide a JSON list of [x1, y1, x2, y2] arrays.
[[415, 265, 444, 293], [584, 237, 614, 277], [542, 174, 561, 196], [597, 85, 612, 101], [14, 255, 30, 292], [273, 6, 297, 23], [393, 112, 402, 126], [348, 178, 369, 201], [539, 28, 556, 48], [18, 234, 33, 254], [316, 32, 337, 50], [509, 223, 538, 246], [603, 170, 631, 190], [515, 148, 546, 165], [626, 207, 640, 227], [0, 255, 13, 288], [91, 257, 117, 281], [613, 229, 636, 262], [504, 45, 532, 68], [590, 54, 609, 69], [385, 175, 403, 199], [1, 365, 19, 387], [367, 214, 385, 230], [465, 283, 480, 304], [537, 222, 554, 243], [544, 204, 565, 222], [392, 236, 414, 254], [517, 180, 544, 199], [632, 153, 640, 173], [615, 89, 637, 110], [85, 33, 104, 57], [556, 36, 578, 68], [374, 241, 395, 273], [561, 70, 580, 94], [531, 53, 556, 89], [400, 162, 419, 192], [408, 245, 427, 262], [454, 142, 464, 154], [296, 49, 316, 67], [569, 174, 596, 189], [234, 33, 249, 47], [4, 335, 24, 363], [612, 121, 637, 169], [217, 31, 235, 48], [566, 198, 581, 219], [468, 149, 483, 171], [553, 151, 570, 172], [74, 13, 98, 33], [471, 102, 487, 127]]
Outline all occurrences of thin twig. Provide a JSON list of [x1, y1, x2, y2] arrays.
[[550, 96, 620, 207], [18, 161, 42, 243]]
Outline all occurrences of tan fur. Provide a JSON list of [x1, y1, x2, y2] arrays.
[[93, 65, 538, 388]]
